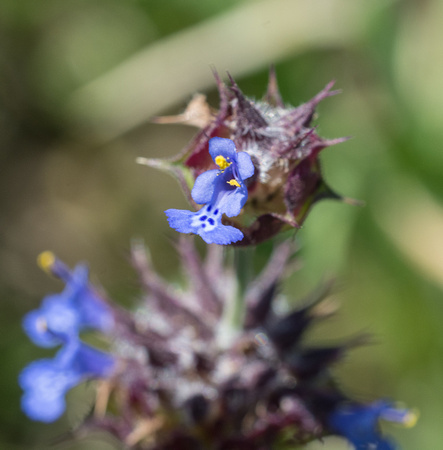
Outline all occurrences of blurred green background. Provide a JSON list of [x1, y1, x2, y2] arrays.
[[1, 0, 443, 448]]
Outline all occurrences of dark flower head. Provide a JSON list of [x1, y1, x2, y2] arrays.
[[140, 68, 357, 245], [19, 241, 415, 447], [37, 239, 411, 450]]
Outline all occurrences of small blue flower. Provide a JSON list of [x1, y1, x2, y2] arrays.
[[23, 254, 114, 347], [329, 400, 417, 449], [20, 338, 115, 422], [165, 137, 254, 245]]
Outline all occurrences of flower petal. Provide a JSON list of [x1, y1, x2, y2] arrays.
[[191, 169, 219, 204], [19, 359, 79, 422], [166, 205, 243, 245], [56, 339, 116, 378], [74, 290, 114, 333], [237, 151, 255, 180], [165, 209, 196, 234], [41, 295, 79, 337], [209, 137, 237, 162], [329, 401, 397, 450], [21, 391, 67, 423], [216, 185, 248, 218], [198, 223, 244, 245], [22, 309, 61, 348]]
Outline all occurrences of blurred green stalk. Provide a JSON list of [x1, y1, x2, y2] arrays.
[[66, 0, 395, 142]]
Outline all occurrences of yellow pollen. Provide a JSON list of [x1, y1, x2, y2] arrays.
[[227, 179, 240, 188], [402, 410, 419, 428], [215, 155, 231, 170], [37, 251, 55, 274]]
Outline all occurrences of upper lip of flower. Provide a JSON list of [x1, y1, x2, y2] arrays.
[[23, 253, 115, 348]]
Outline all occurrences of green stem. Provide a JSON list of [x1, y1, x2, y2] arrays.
[[217, 246, 255, 347], [232, 246, 254, 328]]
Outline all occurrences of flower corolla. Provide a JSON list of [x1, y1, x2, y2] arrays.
[[329, 400, 417, 449], [20, 253, 116, 422], [165, 137, 254, 245], [23, 253, 114, 347], [20, 338, 115, 422]]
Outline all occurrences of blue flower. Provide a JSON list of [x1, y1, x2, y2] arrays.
[[329, 400, 417, 449], [20, 338, 115, 422], [23, 253, 114, 347], [165, 137, 254, 245]]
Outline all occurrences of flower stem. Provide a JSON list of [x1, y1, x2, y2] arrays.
[[217, 246, 255, 347]]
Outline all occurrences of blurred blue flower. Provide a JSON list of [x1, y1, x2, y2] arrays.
[[23, 254, 114, 347], [20, 338, 115, 422], [165, 137, 254, 244], [329, 400, 417, 449]]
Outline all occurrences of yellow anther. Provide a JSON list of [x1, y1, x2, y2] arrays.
[[227, 179, 240, 188], [215, 155, 231, 170], [402, 410, 419, 428], [37, 251, 55, 274]]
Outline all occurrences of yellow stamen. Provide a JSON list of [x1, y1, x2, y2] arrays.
[[402, 410, 419, 428], [227, 179, 240, 188], [215, 155, 231, 170], [37, 251, 55, 274]]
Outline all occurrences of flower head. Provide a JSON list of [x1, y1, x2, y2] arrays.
[[59, 240, 413, 449], [165, 137, 254, 244], [140, 69, 356, 245], [329, 400, 418, 449]]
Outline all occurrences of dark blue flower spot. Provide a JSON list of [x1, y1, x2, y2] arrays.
[[214, 209, 219, 215], [207, 205, 212, 212], [199, 215, 207, 221], [201, 224, 206, 228], [208, 218, 215, 225]]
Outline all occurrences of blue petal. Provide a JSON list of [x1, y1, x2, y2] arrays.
[[192, 169, 219, 204], [63, 264, 89, 298], [329, 402, 397, 450], [22, 294, 79, 347], [209, 137, 237, 162], [198, 223, 244, 245], [64, 265, 114, 333], [22, 309, 61, 348], [165, 209, 196, 234], [41, 295, 79, 337], [166, 205, 243, 245], [75, 291, 114, 333], [19, 359, 80, 422], [216, 185, 248, 218], [56, 339, 115, 378], [21, 391, 67, 423], [237, 151, 255, 180]]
